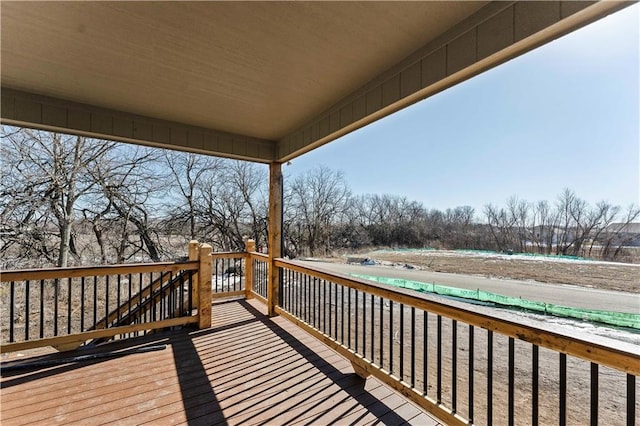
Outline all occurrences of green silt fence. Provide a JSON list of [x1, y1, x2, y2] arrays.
[[351, 274, 640, 330]]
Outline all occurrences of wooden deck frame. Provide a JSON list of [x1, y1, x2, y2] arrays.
[[2, 244, 639, 425], [4, 247, 635, 375]]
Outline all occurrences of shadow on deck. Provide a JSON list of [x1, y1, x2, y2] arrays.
[[1, 299, 441, 425]]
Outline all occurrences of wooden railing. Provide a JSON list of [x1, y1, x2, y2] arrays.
[[210, 252, 246, 300], [0, 242, 216, 353], [3, 241, 638, 425], [249, 254, 269, 303], [271, 259, 640, 426]]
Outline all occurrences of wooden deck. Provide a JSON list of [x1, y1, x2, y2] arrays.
[[1, 298, 442, 425]]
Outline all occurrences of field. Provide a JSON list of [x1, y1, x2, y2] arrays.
[[341, 249, 640, 294], [304, 249, 640, 424]]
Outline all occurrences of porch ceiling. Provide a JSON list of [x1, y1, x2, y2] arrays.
[[0, 1, 631, 163]]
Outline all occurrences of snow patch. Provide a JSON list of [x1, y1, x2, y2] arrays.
[[372, 249, 639, 267]]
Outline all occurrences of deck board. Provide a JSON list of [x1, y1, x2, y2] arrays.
[[1, 298, 442, 425]]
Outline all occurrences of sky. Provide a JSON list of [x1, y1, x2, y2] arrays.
[[284, 4, 639, 215]]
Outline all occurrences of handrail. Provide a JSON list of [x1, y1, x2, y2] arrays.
[[211, 251, 248, 259], [274, 258, 640, 376], [0, 261, 199, 282], [2, 246, 637, 424], [275, 257, 639, 425], [89, 271, 173, 331], [1, 254, 205, 353], [248, 251, 269, 260], [2, 317, 198, 354], [91, 269, 191, 332]]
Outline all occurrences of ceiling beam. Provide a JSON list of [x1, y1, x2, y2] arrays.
[[1, 88, 277, 163]]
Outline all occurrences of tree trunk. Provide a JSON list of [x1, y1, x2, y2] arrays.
[[57, 220, 72, 267]]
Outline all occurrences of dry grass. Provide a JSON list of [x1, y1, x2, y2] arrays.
[[361, 251, 640, 293]]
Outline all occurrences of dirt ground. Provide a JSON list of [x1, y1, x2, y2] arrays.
[[348, 250, 640, 294]]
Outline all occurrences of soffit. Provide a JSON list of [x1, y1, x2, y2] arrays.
[[1, 1, 631, 162], [1, 1, 487, 141]]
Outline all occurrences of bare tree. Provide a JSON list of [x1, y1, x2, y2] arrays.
[[1, 128, 114, 267], [442, 206, 476, 249], [586, 201, 620, 258], [555, 188, 593, 256], [286, 166, 351, 256], [484, 203, 517, 251], [600, 204, 640, 260], [190, 160, 266, 251], [504, 197, 530, 252], [88, 145, 166, 262], [162, 151, 221, 240], [1, 136, 52, 266], [331, 195, 372, 250], [531, 200, 559, 254], [225, 161, 268, 248]]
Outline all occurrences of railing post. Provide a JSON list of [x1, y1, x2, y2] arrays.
[[268, 162, 283, 317], [188, 240, 200, 310], [198, 243, 212, 328], [244, 239, 256, 299]]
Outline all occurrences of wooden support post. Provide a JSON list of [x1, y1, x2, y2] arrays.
[[188, 240, 199, 310], [351, 361, 371, 379], [198, 243, 212, 329], [244, 239, 256, 299], [268, 162, 283, 317]]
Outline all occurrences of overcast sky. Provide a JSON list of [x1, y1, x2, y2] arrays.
[[284, 4, 639, 215]]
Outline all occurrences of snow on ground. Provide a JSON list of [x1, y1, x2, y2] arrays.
[[502, 307, 640, 346], [337, 254, 640, 346], [370, 248, 640, 267], [212, 274, 243, 292]]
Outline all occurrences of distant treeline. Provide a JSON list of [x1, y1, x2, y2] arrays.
[[2, 128, 638, 268]]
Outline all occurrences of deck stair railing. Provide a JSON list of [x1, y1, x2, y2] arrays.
[[86, 268, 195, 346], [0, 241, 215, 353]]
